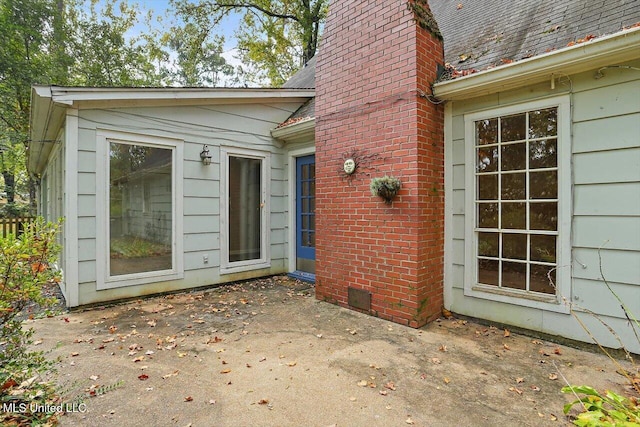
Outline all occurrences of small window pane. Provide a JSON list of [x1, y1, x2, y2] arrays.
[[478, 259, 499, 286], [502, 261, 526, 290], [502, 202, 526, 229], [530, 202, 557, 231], [478, 175, 498, 200], [530, 235, 556, 263], [501, 114, 526, 142], [302, 215, 309, 230], [501, 143, 526, 171], [478, 203, 498, 228], [530, 264, 555, 294], [502, 233, 527, 260], [529, 139, 557, 169], [301, 164, 309, 180], [476, 119, 498, 145], [477, 147, 498, 172], [501, 173, 526, 200], [478, 232, 499, 257], [529, 108, 557, 138], [530, 171, 557, 199]]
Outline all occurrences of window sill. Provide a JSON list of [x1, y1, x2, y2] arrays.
[[465, 284, 571, 314], [98, 270, 184, 290]]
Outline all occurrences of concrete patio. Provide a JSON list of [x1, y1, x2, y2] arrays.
[[29, 276, 636, 426]]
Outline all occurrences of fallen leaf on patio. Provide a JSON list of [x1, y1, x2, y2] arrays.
[[443, 377, 450, 384], [349, 397, 356, 401], [194, 319, 205, 324], [220, 369, 231, 374], [138, 374, 149, 380], [357, 380, 368, 387], [316, 334, 323, 338], [207, 336, 223, 344], [349, 329, 357, 335], [509, 386, 523, 395], [71, 352, 79, 357], [258, 399, 269, 405], [89, 375, 99, 381], [162, 370, 179, 379], [259, 357, 267, 362], [384, 382, 396, 391], [503, 344, 511, 350], [438, 345, 447, 352], [406, 417, 414, 425], [33, 340, 43, 346], [548, 373, 558, 380], [379, 390, 388, 396], [503, 329, 510, 337], [456, 3, 463, 10], [209, 399, 216, 405], [530, 385, 541, 391], [147, 320, 156, 327], [516, 378, 524, 383], [287, 361, 297, 367], [103, 337, 115, 343], [531, 340, 543, 345], [109, 325, 117, 333], [550, 414, 558, 421], [431, 358, 441, 364], [553, 347, 562, 355], [145, 350, 154, 355], [184, 396, 193, 402], [133, 356, 145, 362]]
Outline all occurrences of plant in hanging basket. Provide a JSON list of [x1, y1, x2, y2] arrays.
[[370, 175, 401, 204]]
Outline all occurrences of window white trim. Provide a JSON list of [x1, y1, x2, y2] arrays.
[[220, 146, 271, 274], [463, 95, 571, 313], [96, 130, 184, 290], [287, 145, 315, 274]]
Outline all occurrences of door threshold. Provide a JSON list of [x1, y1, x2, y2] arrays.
[[288, 271, 316, 283]]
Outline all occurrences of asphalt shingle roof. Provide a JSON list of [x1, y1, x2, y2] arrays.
[[280, 0, 640, 122]]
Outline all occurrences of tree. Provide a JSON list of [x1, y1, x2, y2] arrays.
[[172, 0, 327, 86], [0, 0, 67, 213]]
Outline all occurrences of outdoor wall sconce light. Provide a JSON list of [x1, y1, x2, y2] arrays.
[[200, 145, 212, 165]]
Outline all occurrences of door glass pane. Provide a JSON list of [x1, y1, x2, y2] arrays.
[[229, 156, 262, 262], [109, 142, 173, 276]]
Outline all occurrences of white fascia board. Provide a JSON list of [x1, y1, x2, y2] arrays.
[[271, 117, 316, 143], [434, 27, 640, 101], [28, 86, 67, 174], [48, 87, 315, 105]]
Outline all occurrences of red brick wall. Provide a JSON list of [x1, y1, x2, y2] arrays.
[[315, 0, 445, 327]]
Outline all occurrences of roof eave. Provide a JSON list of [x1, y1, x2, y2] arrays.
[[28, 86, 67, 175], [271, 118, 316, 143], [433, 27, 640, 101]]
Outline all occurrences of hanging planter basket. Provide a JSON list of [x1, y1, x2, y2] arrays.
[[370, 175, 401, 205]]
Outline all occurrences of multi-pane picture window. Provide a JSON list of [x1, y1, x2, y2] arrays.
[[475, 107, 558, 295]]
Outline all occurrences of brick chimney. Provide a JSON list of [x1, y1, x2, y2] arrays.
[[315, 0, 445, 327]]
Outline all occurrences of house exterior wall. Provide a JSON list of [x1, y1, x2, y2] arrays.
[[49, 101, 303, 306], [444, 59, 640, 352], [315, 0, 445, 326]]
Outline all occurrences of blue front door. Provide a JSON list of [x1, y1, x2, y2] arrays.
[[296, 155, 315, 275]]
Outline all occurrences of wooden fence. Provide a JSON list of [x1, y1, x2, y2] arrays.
[[1, 217, 35, 238]]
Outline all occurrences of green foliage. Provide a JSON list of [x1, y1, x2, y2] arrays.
[[172, 0, 327, 86], [562, 385, 640, 427], [0, 218, 62, 426]]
